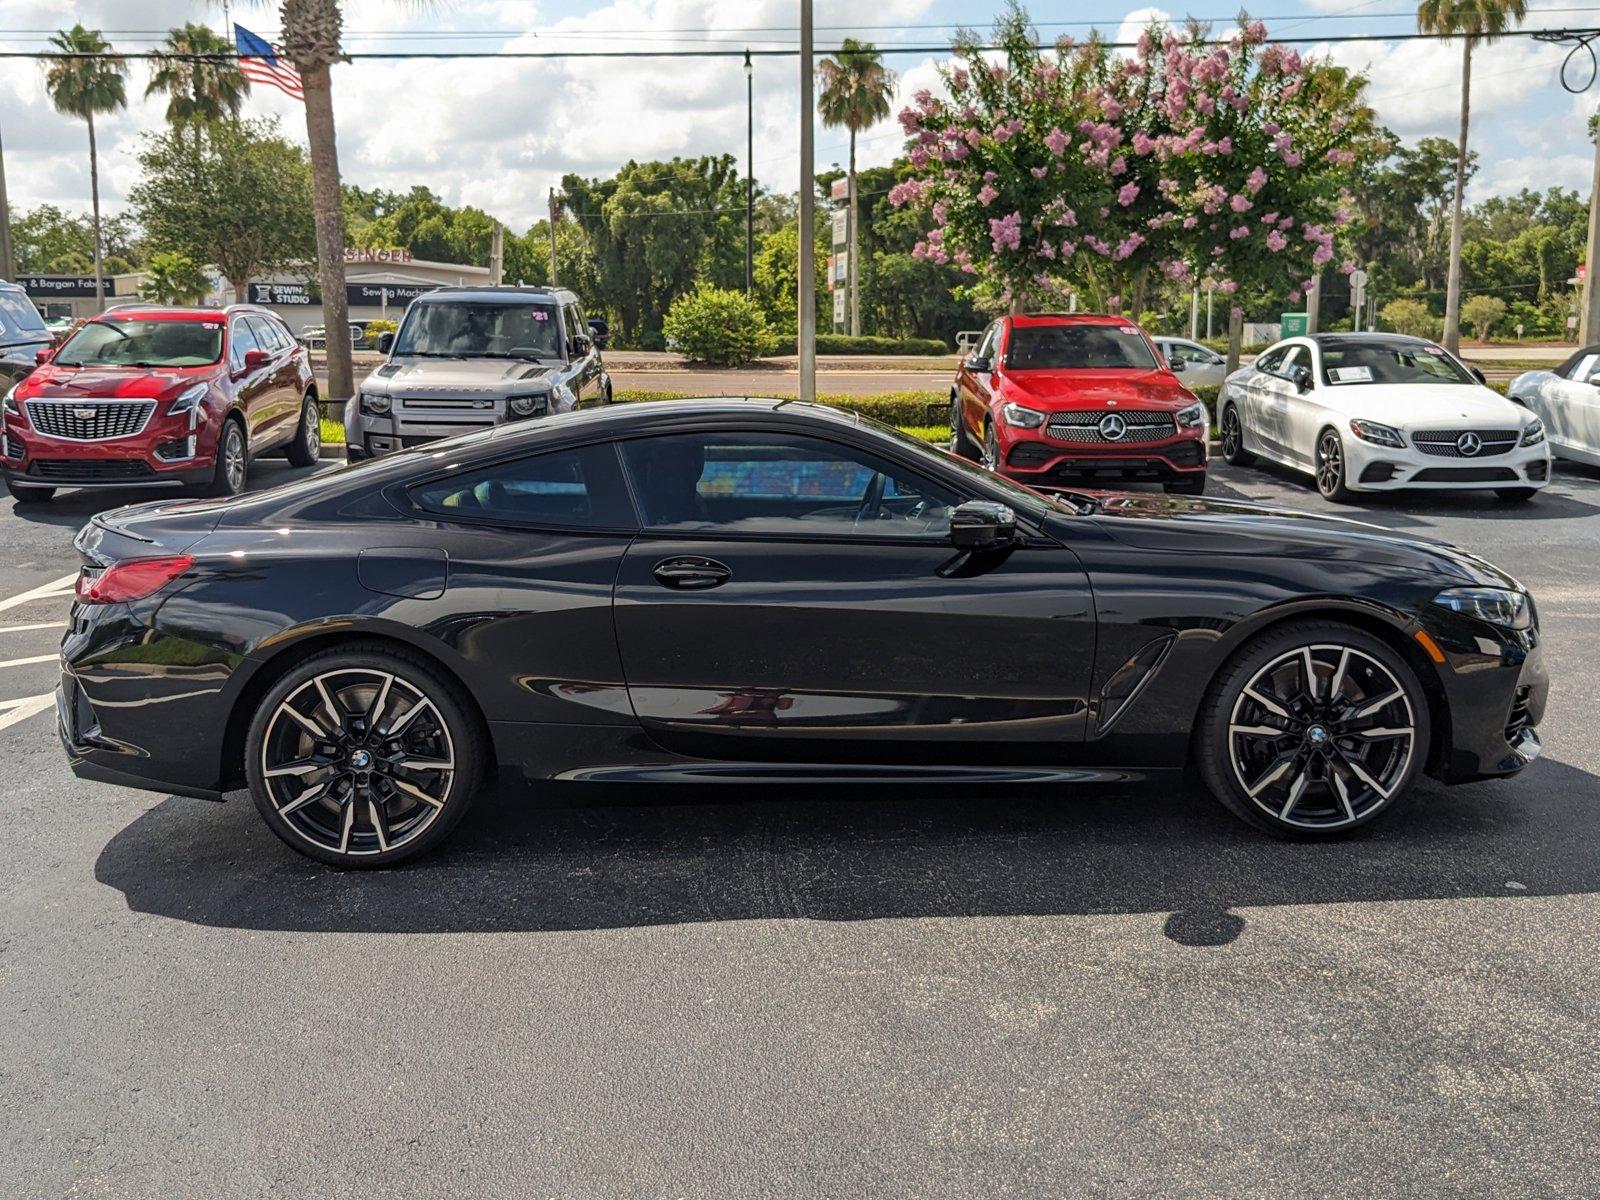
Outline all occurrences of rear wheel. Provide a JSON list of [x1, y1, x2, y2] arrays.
[[245, 646, 486, 867], [6, 481, 53, 503], [284, 394, 321, 467], [203, 418, 248, 498], [1220, 403, 1254, 466], [1197, 621, 1430, 837], [949, 393, 978, 459], [1315, 427, 1354, 503], [1496, 487, 1539, 503]]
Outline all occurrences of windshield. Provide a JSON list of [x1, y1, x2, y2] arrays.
[[394, 301, 563, 360], [54, 318, 223, 367], [1007, 324, 1159, 371], [0, 291, 47, 343], [1320, 342, 1474, 386]]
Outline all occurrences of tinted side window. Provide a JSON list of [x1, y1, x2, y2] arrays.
[[229, 318, 260, 370], [244, 315, 280, 355], [410, 443, 636, 528], [617, 432, 960, 539], [1254, 347, 1286, 375]]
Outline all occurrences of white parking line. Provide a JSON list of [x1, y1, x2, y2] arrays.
[[0, 654, 58, 670], [0, 573, 77, 614], [0, 693, 53, 733], [0, 622, 65, 635]]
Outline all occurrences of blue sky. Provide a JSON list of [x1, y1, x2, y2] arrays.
[[1, 0, 1595, 232]]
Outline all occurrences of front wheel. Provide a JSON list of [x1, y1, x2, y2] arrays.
[[245, 646, 487, 867], [1197, 621, 1430, 837], [1220, 403, 1254, 466], [1496, 487, 1539, 503], [6, 480, 53, 503], [1315, 427, 1354, 503], [203, 418, 248, 498], [981, 419, 1001, 472], [284, 395, 321, 467]]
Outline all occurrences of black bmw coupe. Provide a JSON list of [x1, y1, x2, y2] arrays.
[[59, 399, 1546, 866]]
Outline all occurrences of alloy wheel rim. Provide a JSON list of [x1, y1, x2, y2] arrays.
[[950, 397, 962, 449], [260, 668, 456, 857], [225, 428, 246, 491], [304, 403, 320, 461], [1222, 409, 1239, 456], [1317, 433, 1342, 494], [982, 423, 998, 470], [1227, 643, 1415, 830]]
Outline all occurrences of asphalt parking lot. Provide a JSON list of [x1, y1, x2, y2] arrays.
[[2, 452, 1598, 1197]]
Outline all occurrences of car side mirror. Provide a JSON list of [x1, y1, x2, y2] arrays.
[[34, 347, 52, 365], [376, 331, 395, 355], [1587, 371, 1600, 389], [965, 355, 992, 374], [1168, 357, 1186, 373], [572, 333, 593, 357], [1470, 366, 1486, 384], [243, 348, 270, 372], [1290, 365, 1313, 393], [586, 320, 611, 348], [950, 500, 1016, 550]]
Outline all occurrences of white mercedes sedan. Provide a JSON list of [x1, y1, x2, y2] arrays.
[[1507, 348, 1600, 467], [1218, 333, 1550, 503]]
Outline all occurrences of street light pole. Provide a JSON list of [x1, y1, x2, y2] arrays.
[[1580, 114, 1600, 346], [0, 119, 13, 281], [798, 0, 816, 404], [745, 51, 754, 297]]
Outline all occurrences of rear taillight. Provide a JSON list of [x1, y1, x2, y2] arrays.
[[75, 554, 194, 604]]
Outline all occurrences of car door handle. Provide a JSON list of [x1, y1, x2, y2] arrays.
[[652, 557, 732, 590]]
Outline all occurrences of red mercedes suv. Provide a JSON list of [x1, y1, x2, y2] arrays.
[[950, 313, 1209, 495], [2, 304, 319, 503]]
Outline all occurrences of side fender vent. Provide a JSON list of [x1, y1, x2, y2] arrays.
[[1095, 634, 1176, 736]]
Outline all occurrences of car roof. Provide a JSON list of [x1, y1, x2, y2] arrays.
[[416, 286, 574, 305], [97, 304, 279, 323], [1307, 332, 1439, 350]]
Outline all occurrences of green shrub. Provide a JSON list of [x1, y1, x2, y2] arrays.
[[1379, 297, 1436, 338], [662, 285, 772, 366], [815, 334, 951, 356], [1461, 294, 1507, 342], [361, 318, 398, 349]]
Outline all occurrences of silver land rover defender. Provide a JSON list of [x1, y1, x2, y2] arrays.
[[345, 286, 612, 459]]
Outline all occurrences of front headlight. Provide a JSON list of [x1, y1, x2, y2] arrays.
[[1521, 417, 1545, 447], [2, 382, 18, 415], [1175, 400, 1207, 429], [1001, 402, 1046, 429], [168, 382, 208, 418], [359, 388, 391, 416], [507, 392, 547, 418], [1349, 418, 1406, 449], [1431, 586, 1532, 630]]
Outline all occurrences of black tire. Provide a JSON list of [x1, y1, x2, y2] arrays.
[[284, 394, 321, 468], [603, 380, 615, 406], [1196, 620, 1431, 838], [7, 480, 53, 503], [1220, 402, 1254, 466], [244, 644, 487, 868], [1496, 487, 1539, 503], [203, 417, 248, 498], [1164, 474, 1207, 496], [949, 392, 979, 460], [1314, 426, 1354, 504], [981, 418, 1000, 472]]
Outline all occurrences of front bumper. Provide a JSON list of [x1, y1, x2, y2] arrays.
[[1420, 604, 1548, 783], [1347, 438, 1551, 492], [3, 405, 220, 490], [999, 430, 1208, 484]]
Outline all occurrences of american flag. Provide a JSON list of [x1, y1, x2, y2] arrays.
[[234, 24, 304, 101]]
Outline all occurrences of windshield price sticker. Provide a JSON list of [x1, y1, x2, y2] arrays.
[[1422, 344, 1445, 354], [1328, 366, 1373, 384], [531, 310, 549, 320], [1119, 326, 1139, 335]]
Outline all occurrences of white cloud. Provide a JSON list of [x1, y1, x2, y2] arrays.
[[1472, 152, 1593, 199]]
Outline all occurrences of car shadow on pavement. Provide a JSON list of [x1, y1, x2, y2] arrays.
[[6, 460, 336, 530], [94, 757, 1599, 944]]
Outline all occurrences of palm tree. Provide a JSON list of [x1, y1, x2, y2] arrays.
[[1416, 0, 1527, 353], [817, 39, 895, 337], [43, 26, 127, 312], [147, 23, 250, 128]]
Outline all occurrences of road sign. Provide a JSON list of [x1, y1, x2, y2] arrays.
[[832, 289, 845, 325], [1281, 312, 1310, 336]]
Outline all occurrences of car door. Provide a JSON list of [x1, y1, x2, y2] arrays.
[[1548, 355, 1600, 455], [245, 314, 298, 444], [955, 322, 1000, 443], [609, 426, 1097, 766], [1255, 345, 1304, 463], [226, 316, 275, 444], [562, 303, 600, 403], [1238, 345, 1285, 457]]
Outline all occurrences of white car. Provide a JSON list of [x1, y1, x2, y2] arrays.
[[1153, 336, 1228, 388], [1507, 348, 1600, 467], [1218, 333, 1550, 503]]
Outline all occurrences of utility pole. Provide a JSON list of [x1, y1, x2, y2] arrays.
[[0, 118, 14, 281], [798, 0, 816, 404], [1206, 288, 1214, 340], [1307, 271, 1321, 334], [1581, 114, 1600, 346], [745, 51, 754, 296], [489, 223, 504, 287], [1189, 286, 1198, 341], [547, 188, 559, 287]]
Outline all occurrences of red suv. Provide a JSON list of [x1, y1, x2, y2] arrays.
[[2, 304, 319, 503], [951, 313, 1209, 495]]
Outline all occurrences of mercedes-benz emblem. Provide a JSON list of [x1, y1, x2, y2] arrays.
[[1456, 431, 1482, 457], [1099, 413, 1128, 442]]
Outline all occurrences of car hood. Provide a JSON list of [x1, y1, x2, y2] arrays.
[[999, 368, 1193, 411], [21, 365, 211, 401], [1319, 383, 1528, 429], [364, 357, 560, 396], [1072, 491, 1519, 589]]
